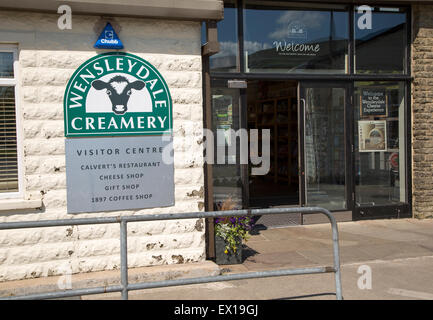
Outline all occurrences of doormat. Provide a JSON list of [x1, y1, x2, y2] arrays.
[[252, 212, 302, 231]]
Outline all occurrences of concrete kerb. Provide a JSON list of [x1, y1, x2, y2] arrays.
[[0, 261, 220, 298]]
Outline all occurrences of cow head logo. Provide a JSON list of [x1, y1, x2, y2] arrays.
[[64, 52, 173, 137], [91, 75, 146, 115]]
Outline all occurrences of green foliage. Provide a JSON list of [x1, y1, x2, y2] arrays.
[[215, 216, 252, 254]]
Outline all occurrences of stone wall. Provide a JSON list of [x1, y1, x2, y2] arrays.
[[0, 11, 205, 281], [412, 5, 433, 219]]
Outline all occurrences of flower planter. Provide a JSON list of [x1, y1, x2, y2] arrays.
[[215, 235, 243, 265]]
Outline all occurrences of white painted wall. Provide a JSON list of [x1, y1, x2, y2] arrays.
[[0, 10, 205, 281]]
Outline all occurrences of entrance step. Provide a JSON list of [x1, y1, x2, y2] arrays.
[[252, 205, 302, 229], [302, 211, 352, 225], [251, 209, 353, 229]]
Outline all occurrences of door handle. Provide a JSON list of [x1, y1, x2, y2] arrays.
[[300, 97, 307, 202], [300, 97, 306, 158], [300, 98, 306, 132]]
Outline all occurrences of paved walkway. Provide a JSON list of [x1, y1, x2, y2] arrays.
[[238, 218, 433, 272], [92, 218, 433, 300], [2, 218, 433, 300]]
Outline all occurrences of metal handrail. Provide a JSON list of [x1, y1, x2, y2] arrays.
[[0, 206, 342, 300]]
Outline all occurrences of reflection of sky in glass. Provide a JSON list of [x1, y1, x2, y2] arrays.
[[205, 5, 407, 72], [244, 9, 349, 49], [0, 53, 14, 78], [201, 7, 237, 45], [201, 23, 205, 45], [355, 10, 406, 73], [355, 12, 406, 40], [211, 7, 238, 58], [218, 7, 238, 43], [209, 6, 238, 71]]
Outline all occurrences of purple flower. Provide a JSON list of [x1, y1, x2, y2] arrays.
[[215, 215, 254, 234]]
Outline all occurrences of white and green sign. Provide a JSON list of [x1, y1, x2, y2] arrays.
[[64, 52, 172, 137]]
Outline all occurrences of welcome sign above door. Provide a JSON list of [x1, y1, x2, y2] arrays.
[[63, 52, 172, 137]]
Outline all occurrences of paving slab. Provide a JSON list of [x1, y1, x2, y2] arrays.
[[297, 246, 378, 265], [356, 242, 433, 260], [335, 221, 433, 243], [336, 231, 394, 246], [245, 238, 330, 254], [242, 251, 316, 271], [264, 226, 332, 240]]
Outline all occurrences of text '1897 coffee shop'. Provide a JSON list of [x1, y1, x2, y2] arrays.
[[0, 0, 431, 284]]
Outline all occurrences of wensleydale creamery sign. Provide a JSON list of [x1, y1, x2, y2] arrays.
[[64, 52, 172, 136], [64, 52, 174, 213]]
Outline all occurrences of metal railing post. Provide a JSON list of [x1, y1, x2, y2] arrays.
[[120, 220, 128, 300], [319, 207, 343, 300]]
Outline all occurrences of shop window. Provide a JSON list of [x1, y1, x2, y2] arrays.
[[243, 2, 349, 73], [201, 22, 206, 46], [0, 52, 14, 78], [211, 85, 243, 210], [0, 47, 20, 196], [354, 81, 407, 205], [355, 7, 407, 74], [210, 0, 239, 73]]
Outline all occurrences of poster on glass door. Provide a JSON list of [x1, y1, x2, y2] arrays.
[[360, 88, 388, 118], [358, 120, 387, 152], [213, 95, 233, 146]]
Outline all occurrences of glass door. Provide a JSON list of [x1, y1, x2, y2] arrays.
[[299, 82, 351, 211], [210, 81, 246, 211], [353, 81, 410, 219], [246, 80, 299, 208]]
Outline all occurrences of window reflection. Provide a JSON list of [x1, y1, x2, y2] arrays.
[[244, 5, 349, 73], [211, 87, 243, 209], [304, 87, 346, 210], [0, 53, 14, 78], [355, 7, 406, 74], [210, 1, 239, 72]]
